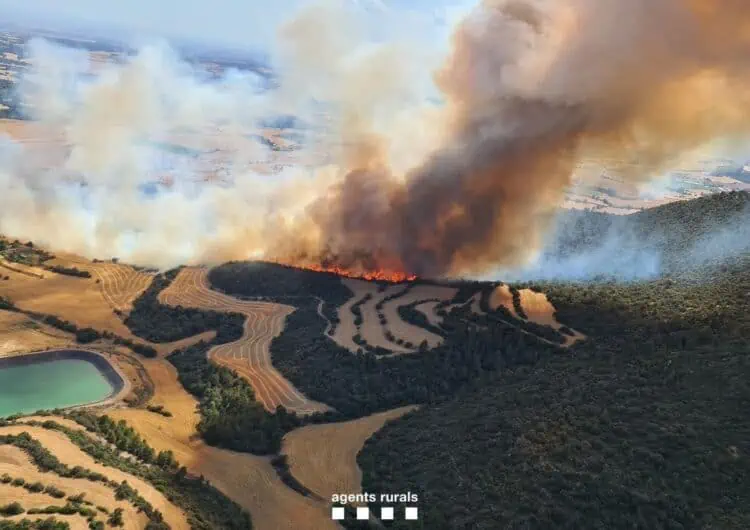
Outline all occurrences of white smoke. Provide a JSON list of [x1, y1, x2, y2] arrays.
[[0, 1, 445, 268]]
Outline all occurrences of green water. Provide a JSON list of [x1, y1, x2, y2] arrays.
[[0, 358, 114, 418]]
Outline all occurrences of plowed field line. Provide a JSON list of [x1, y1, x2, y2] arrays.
[[159, 267, 330, 415]]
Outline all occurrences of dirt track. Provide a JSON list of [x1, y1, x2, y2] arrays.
[[158, 267, 329, 414]]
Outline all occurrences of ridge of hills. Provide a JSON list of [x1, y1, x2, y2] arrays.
[[0, 191, 747, 529], [357, 191, 750, 529]]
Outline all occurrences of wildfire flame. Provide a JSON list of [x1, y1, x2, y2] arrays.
[[275, 261, 417, 283]]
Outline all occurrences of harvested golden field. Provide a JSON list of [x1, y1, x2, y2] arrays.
[[109, 356, 337, 530], [158, 267, 328, 414], [331, 279, 379, 352], [0, 424, 188, 529], [331, 277, 585, 354], [489, 284, 518, 316], [0, 264, 139, 340], [0, 439, 153, 530], [0, 310, 73, 357], [332, 279, 459, 354], [0, 254, 213, 357], [517, 289, 586, 346], [359, 284, 411, 353], [380, 284, 457, 350], [47, 253, 154, 314], [281, 406, 417, 501], [90, 263, 153, 314]]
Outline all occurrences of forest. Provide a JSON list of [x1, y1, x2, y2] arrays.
[[356, 192, 750, 529], [122, 193, 750, 527]]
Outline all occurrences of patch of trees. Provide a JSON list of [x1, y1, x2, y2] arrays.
[[355, 195, 750, 529], [145, 404, 172, 417], [22, 414, 252, 530], [359, 329, 750, 529], [397, 301, 446, 338], [43, 265, 91, 278], [208, 261, 353, 323], [267, 296, 560, 418], [350, 293, 371, 327], [0, 473, 66, 498], [270, 455, 322, 500], [125, 268, 244, 343], [0, 519, 70, 530], [0, 502, 25, 516], [26, 503, 97, 520], [509, 285, 528, 320], [168, 340, 308, 454], [0, 300, 157, 357]]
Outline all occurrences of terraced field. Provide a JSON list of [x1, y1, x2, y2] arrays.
[[159, 267, 329, 414], [87, 263, 154, 314], [0, 310, 73, 357], [332, 279, 583, 354], [109, 358, 336, 530], [0, 423, 187, 530]]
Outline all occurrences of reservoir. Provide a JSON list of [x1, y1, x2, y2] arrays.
[[0, 350, 123, 418]]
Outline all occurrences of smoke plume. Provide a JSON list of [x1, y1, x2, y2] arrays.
[[3, 0, 750, 277]]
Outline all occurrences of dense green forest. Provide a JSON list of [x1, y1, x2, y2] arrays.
[[357, 192, 750, 529], [123, 193, 750, 528]]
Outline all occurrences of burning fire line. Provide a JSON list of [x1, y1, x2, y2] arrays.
[[274, 261, 417, 283]]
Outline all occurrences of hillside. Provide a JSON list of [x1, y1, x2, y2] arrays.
[[357, 192, 750, 529], [536, 190, 750, 277]]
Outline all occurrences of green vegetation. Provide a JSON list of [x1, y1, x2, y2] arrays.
[[106, 508, 123, 527], [0, 431, 164, 525], [0, 520, 69, 530], [168, 339, 306, 454], [356, 192, 750, 529], [145, 405, 172, 418], [0, 298, 156, 357], [40, 413, 251, 529], [125, 268, 244, 343], [0, 239, 54, 267], [42, 265, 91, 278], [0, 502, 25, 516], [269, 455, 322, 500], [209, 267, 561, 419], [6, 416, 251, 530]]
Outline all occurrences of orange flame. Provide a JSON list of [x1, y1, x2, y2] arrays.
[[275, 261, 417, 283]]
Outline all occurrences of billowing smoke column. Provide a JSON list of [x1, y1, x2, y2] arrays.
[[280, 0, 750, 277], [3, 0, 750, 278]]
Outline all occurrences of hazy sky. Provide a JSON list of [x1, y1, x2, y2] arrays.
[[1, 0, 476, 52]]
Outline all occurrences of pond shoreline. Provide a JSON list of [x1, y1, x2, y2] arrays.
[[0, 348, 130, 413]]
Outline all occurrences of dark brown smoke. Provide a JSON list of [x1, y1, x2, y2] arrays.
[[276, 0, 750, 278]]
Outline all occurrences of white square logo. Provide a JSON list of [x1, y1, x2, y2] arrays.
[[331, 506, 345, 520], [381, 506, 394, 520], [356, 507, 370, 520], [405, 506, 419, 520]]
